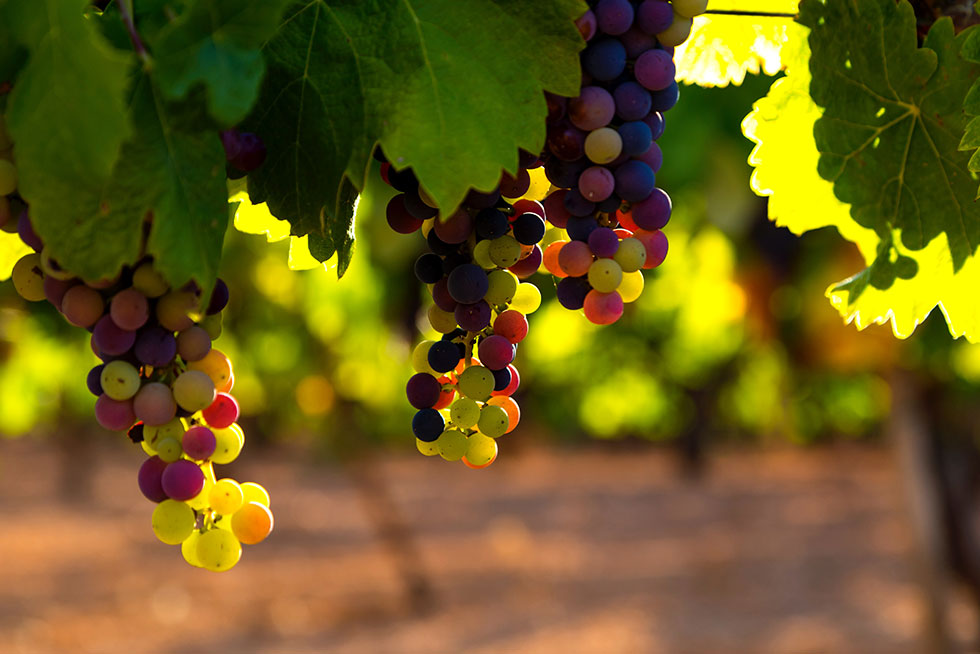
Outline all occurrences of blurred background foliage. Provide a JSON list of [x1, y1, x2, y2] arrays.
[[0, 70, 976, 458]]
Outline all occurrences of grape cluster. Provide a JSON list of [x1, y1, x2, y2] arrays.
[[539, 0, 702, 323], [381, 154, 543, 468], [0, 116, 272, 571]]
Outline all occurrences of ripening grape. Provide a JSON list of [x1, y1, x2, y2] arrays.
[[584, 127, 623, 164], [488, 395, 521, 434], [656, 14, 693, 47], [583, 290, 624, 325], [132, 263, 169, 298], [172, 370, 217, 412], [187, 349, 233, 389], [151, 499, 196, 545], [12, 254, 45, 302], [95, 395, 137, 431], [110, 288, 149, 331], [138, 456, 169, 503], [613, 238, 647, 272], [176, 326, 211, 362], [182, 425, 217, 460], [161, 459, 206, 501], [231, 501, 274, 544], [134, 382, 177, 426], [202, 392, 239, 429]]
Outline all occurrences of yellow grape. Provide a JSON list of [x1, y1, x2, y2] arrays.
[[240, 481, 270, 507], [437, 429, 468, 462], [151, 500, 196, 545], [196, 528, 242, 572], [209, 479, 244, 515], [231, 501, 274, 545]]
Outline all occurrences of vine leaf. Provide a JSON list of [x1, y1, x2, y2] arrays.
[[744, 12, 980, 341], [674, 0, 800, 88], [244, 0, 586, 244], [2, 0, 135, 281], [800, 0, 980, 274], [151, 0, 293, 126]]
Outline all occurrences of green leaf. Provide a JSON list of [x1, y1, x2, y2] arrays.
[[3, 0, 134, 280], [245, 0, 585, 241], [675, 0, 800, 88], [151, 0, 293, 126], [117, 79, 230, 294], [744, 10, 980, 342], [799, 1, 980, 275]]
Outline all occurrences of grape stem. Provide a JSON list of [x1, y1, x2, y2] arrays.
[[703, 9, 797, 17], [464, 332, 476, 367], [118, 0, 151, 64]]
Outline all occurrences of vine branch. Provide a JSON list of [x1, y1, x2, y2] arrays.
[[118, 0, 150, 64]]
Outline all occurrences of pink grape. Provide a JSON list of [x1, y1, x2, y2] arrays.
[[182, 425, 217, 460], [202, 393, 239, 429], [138, 456, 169, 502], [161, 459, 205, 501]]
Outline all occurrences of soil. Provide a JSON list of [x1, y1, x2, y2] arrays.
[[0, 438, 972, 654]]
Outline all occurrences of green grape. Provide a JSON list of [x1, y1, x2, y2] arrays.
[[457, 366, 494, 401], [151, 500, 196, 545], [100, 360, 141, 401], [196, 528, 242, 572], [212, 423, 244, 464], [511, 283, 541, 314], [657, 13, 693, 46], [437, 429, 468, 461], [613, 238, 646, 273], [619, 271, 644, 303], [200, 313, 223, 340], [12, 254, 45, 302], [412, 340, 438, 375], [588, 259, 623, 294], [477, 405, 509, 438], [584, 127, 622, 164], [181, 530, 203, 567], [209, 478, 244, 515], [449, 398, 481, 429], [427, 304, 458, 333], [416, 438, 440, 456], [465, 433, 497, 466], [144, 418, 185, 448], [156, 437, 183, 463], [0, 159, 16, 195], [132, 263, 169, 298], [172, 370, 216, 412], [485, 270, 518, 307], [473, 239, 495, 269], [240, 481, 270, 507], [156, 290, 198, 332], [489, 236, 521, 268]]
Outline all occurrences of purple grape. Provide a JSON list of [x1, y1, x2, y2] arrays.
[[447, 264, 488, 304], [230, 132, 266, 172], [596, 0, 634, 35], [182, 425, 217, 460], [135, 326, 177, 367], [475, 208, 510, 240], [568, 86, 616, 131], [478, 335, 515, 371], [87, 364, 105, 396], [432, 277, 457, 312], [634, 141, 663, 173], [441, 252, 469, 276], [17, 211, 42, 251], [138, 456, 169, 503], [95, 395, 136, 431], [619, 26, 658, 59], [499, 169, 530, 198], [43, 277, 75, 308], [556, 276, 592, 310], [631, 188, 672, 230], [619, 121, 653, 157], [578, 166, 615, 202], [427, 229, 457, 256], [428, 341, 462, 374], [509, 244, 543, 279], [512, 213, 546, 245], [615, 161, 656, 203], [462, 188, 501, 210], [220, 130, 242, 161], [651, 82, 680, 112], [386, 194, 423, 234], [93, 315, 136, 356], [597, 195, 622, 213], [403, 190, 438, 220], [545, 157, 588, 188], [545, 92, 567, 123], [614, 82, 653, 122], [635, 49, 675, 91], [161, 459, 205, 501], [412, 409, 445, 442], [406, 373, 442, 409], [207, 278, 229, 315], [414, 253, 444, 284], [637, 0, 674, 35], [564, 189, 596, 217], [645, 112, 666, 140], [519, 149, 541, 169], [582, 38, 627, 81], [455, 300, 492, 331], [576, 9, 597, 41], [566, 216, 599, 242], [492, 366, 512, 392], [547, 121, 586, 162], [588, 228, 620, 258]]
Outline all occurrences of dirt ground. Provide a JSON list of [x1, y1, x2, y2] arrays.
[[0, 438, 973, 654]]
